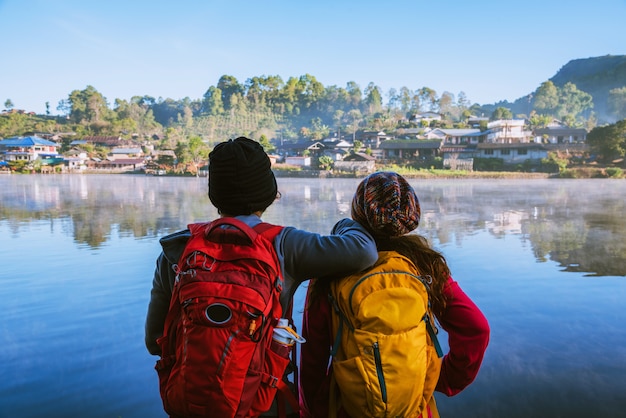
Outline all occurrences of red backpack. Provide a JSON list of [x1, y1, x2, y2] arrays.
[[155, 217, 299, 418]]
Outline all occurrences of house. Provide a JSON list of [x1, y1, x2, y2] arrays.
[[279, 140, 326, 158], [423, 128, 484, 145], [321, 139, 352, 161], [110, 147, 144, 159], [411, 112, 443, 126], [0, 136, 60, 162], [442, 145, 475, 170], [284, 156, 311, 167], [82, 136, 128, 147], [333, 152, 376, 174], [485, 119, 532, 143], [467, 116, 489, 128], [357, 131, 392, 149], [380, 139, 442, 160], [534, 126, 587, 144], [86, 158, 145, 172], [475, 143, 548, 164]]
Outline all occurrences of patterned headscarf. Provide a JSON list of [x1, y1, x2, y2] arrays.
[[351, 171, 421, 238]]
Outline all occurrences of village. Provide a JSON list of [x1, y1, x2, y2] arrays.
[[0, 114, 588, 176]]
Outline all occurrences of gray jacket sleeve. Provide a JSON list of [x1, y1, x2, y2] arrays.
[[277, 218, 378, 284], [144, 229, 189, 356]]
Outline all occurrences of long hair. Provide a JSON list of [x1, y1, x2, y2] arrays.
[[308, 233, 450, 317], [375, 234, 449, 316]]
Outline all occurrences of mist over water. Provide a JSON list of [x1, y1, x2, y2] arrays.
[[1, 174, 625, 418]]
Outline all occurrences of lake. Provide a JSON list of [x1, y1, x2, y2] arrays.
[[1, 174, 625, 418]]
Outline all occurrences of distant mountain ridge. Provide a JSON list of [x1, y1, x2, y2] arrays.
[[551, 54, 626, 120], [506, 54, 626, 123]]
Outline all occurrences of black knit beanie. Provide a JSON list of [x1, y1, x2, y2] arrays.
[[208, 137, 278, 215]]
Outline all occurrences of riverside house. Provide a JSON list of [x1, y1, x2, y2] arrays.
[[0, 135, 60, 162]]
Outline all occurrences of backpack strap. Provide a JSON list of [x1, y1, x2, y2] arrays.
[[255, 221, 300, 418]]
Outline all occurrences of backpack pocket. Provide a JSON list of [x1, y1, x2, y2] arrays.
[[333, 325, 429, 417], [249, 338, 293, 415], [159, 294, 264, 416]]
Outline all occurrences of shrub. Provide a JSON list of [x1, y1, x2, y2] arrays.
[[606, 167, 623, 178]]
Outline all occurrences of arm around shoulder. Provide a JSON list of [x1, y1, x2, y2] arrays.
[[280, 218, 377, 283]]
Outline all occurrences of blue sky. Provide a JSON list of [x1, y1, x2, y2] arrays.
[[1, 0, 624, 115]]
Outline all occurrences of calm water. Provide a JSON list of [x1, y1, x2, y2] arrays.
[[1, 174, 625, 418]]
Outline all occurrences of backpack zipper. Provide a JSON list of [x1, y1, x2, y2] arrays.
[[372, 341, 387, 404]]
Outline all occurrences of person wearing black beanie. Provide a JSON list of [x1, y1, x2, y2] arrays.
[[208, 136, 278, 215], [146, 136, 379, 418]]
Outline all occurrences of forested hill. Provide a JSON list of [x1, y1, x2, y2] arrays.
[[550, 55, 626, 120], [503, 55, 626, 123]]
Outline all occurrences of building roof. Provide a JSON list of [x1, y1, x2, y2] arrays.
[[534, 127, 587, 135], [343, 152, 375, 161], [476, 143, 547, 150], [0, 136, 58, 147], [111, 147, 143, 154], [381, 140, 442, 150]]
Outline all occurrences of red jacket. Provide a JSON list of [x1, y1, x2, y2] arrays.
[[298, 277, 490, 418]]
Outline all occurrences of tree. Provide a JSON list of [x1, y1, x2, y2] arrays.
[[438, 91, 455, 119], [398, 87, 412, 113], [66, 85, 111, 126], [346, 81, 362, 108], [318, 155, 334, 171], [4, 99, 14, 111], [491, 107, 513, 120], [456, 91, 470, 112], [202, 86, 224, 116], [534, 81, 559, 114], [347, 109, 362, 141], [364, 83, 383, 115], [556, 82, 593, 121], [586, 120, 626, 163], [217, 75, 244, 110], [608, 87, 626, 121], [258, 134, 275, 153], [417, 87, 438, 112]]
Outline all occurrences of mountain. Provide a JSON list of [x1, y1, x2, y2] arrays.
[[550, 54, 626, 121], [500, 55, 626, 123]]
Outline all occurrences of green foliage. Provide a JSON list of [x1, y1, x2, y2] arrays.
[[606, 167, 624, 178], [540, 152, 569, 173], [258, 134, 275, 153], [491, 107, 512, 120], [608, 87, 626, 121], [587, 119, 626, 162], [549, 55, 626, 122], [318, 155, 334, 171], [473, 157, 504, 171]]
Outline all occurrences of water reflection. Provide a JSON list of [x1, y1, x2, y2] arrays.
[[1, 175, 625, 276], [2, 174, 626, 418]]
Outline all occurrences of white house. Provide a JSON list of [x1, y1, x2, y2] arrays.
[[285, 156, 311, 167], [476, 143, 548, 163], [486, 120, 532, 143]]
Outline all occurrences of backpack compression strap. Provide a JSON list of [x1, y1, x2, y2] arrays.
[[254, 221, 301, 418]]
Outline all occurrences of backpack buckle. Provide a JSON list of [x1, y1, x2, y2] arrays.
[[267, 375, 279, 388]]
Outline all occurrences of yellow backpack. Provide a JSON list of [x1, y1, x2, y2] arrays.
[[329, 251, 443, 418]]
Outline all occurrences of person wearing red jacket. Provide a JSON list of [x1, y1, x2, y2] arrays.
[[298, 171, 490, 418]]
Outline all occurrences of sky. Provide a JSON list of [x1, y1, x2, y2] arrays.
[[1, 0, 625, 116]]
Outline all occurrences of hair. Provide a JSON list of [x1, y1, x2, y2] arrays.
[[375, 234, 450, 316], [308, 233, 450, 317]]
